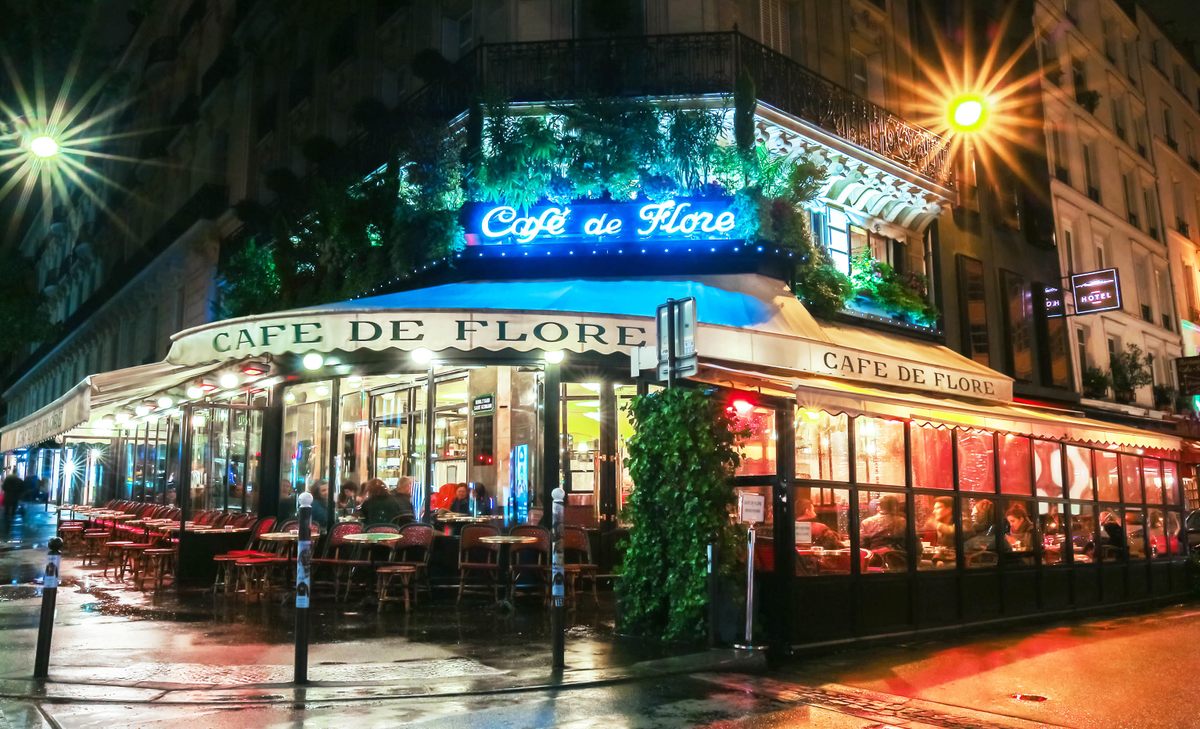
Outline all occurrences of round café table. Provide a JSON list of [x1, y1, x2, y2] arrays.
[[479, 535, 537, 612], [342, 531, 401, 565]]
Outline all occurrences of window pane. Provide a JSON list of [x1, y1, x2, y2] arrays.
[[829, 207, 848, 230], [1120, 454, 1143, 503], [855, 417, 905, 486], [1003, 498, 1036, 566], [957, 430, 996, 492], [962, 496, 999, 568], [1097, 508, 1127, 562], [1038, 501, 1067, 565], [911, 423, 952, 489], [1163, 462, 1180, 505], [795, 486, 852, 576], [957, 255, 990, 366], [1034, 440, 1063, 498], [732, 405, 777, 477], [1096, 450, 1120, 502], [1124, 507, 1148, 560], [1162, 509, 1183, 557], [1146, 508, 1173, 559], [1144, 458, 1163, 504], [795, 410, 849, 482], [1070, 503, 1096, 563], [999, 434, 1032, 495], [858, 491, 908, 572], [1065, 445, 1093, 500], [916, 493, 957, 570]]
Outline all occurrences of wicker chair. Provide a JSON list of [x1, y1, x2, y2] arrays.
[[457, 524, 500, 603]]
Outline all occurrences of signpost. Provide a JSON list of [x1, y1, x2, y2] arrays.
[[1070, 268, 1122, 315], [657, 297, 698, 385]]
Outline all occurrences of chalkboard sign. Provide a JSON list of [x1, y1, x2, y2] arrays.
[[1177, 356, 1200, 397]]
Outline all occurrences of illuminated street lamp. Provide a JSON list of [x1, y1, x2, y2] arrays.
[[946, 93, 990, 134], [28, 134, 60, 158]]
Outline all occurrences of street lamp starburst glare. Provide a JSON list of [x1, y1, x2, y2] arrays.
[[947, 94, 989, 133], [28, 134, 59, 158]]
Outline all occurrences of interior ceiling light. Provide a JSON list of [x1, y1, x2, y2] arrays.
[[218, 373, 240, 389], [302, 352, 324, 370]]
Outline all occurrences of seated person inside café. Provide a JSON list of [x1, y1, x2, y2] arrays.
[[390, 476, 416, 523], [358, 478, 403, 525], [307, 480, 330, 525], [963, 498, 998, 552], [336, 480, 359, 514], [1004, 503, 1035, 549], [795, 498, 844, 549], [925, 496, 956, 548], [859, 494, 907, 550]]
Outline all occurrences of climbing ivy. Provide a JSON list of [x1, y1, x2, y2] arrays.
[[618, 387, 744, 642]]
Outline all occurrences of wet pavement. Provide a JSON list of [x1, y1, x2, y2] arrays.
[[0, 507, 1194, 727]]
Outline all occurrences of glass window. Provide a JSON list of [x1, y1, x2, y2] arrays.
[[961, 496, 999, 568], [794, 486, 852, 576], [1163, 461, 1180, 505], [281, 381, 334, 511], [794, 410, 849, 482], [826, 207, 851, 273], [855, 417, 905, 486], [1065, 445, 1093, 500], [857, 490, 908, 572], [999, 434, 1032, 495], [1124, 507, 1147, 560], [1097, 508, 1127, 562], [1002, 270, 1035, 381], [1038, 501, 1067, 565], [1143, 458, 1164, 504], [731, 403, 777, 477], [1162, 509, 1183, 557], [1096, 450, 1120, 502], [915, 493, 957, 570], [1070, 503, 1096, 563], [957, 430, 996, 492], [1034, 440, 1063, 498], [1146, 508, 1174, 559], [957, 255, 990, 366], [1002, 498, 1037, 566], [1120, 453, 1143, 503], [911, 423, 952, 489]]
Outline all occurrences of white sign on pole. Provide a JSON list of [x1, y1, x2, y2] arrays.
[[738, 492, 766, 524]]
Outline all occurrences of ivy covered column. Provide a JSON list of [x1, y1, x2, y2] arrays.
[[769, 406, 796, 654]]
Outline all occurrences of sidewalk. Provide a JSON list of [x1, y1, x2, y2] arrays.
[[0, 514, 762, 707]]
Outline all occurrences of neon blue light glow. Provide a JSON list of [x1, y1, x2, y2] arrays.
[[465, 197, 738, 247]]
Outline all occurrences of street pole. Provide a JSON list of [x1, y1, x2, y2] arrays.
[[734, 525, 757, 649], [294, 492, 313, 684], [33, 537, 62, 678], [551, 486, 566, 672]]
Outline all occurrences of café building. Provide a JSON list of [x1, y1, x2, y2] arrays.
[[1, 196, 1189, 650]]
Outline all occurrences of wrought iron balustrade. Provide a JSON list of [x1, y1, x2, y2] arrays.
[[408, 31, 951, 185]]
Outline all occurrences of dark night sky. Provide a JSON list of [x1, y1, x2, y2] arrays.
[[1142, 0, 1200, 68]]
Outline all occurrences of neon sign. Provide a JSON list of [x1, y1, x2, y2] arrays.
[[1071, 268, 1122, 315], [464, 197, 738, 246]]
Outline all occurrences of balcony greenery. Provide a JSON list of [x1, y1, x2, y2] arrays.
[[848, 250, 938, 327]]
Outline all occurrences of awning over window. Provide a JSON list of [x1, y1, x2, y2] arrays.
[[0, 362, 221, 452]]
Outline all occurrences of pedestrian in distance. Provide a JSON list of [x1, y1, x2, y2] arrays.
[[2, 470, 23, 524]]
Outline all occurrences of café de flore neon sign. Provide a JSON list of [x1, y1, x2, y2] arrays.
[[463, 197, 738, 246]]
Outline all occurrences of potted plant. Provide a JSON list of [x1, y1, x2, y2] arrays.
[[1081, 366, 1111, 400], [1153, 384, 1178, 411], [1109, 344, 1154, 404], [848, 250, 940, 327]]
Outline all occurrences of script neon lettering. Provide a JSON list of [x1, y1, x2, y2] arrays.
[[480, 206, 570, 243], [637, 201, 737, 236]]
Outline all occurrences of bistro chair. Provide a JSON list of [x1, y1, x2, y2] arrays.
[[562, 527, 600, 606], [311, 522, 365, 599], [82, 529, 111, 566], [140, 546, 177, 593], [375, 523, 435, 611], [212, 517, 278, 594], [507, 524, 550, 602], [101, 540, 134, 578], [457, 524, 500, 604]]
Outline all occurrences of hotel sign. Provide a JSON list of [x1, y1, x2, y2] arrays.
[[463, 197, 738, 247], [1071, 268, 1122, 315]]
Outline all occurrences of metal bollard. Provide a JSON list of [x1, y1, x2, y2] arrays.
[[294, 493, 313, 685], [34, 537, 63, 678], [735, 525, 757, 649], [707, 541, 718, 647], [551, 486, 566, 672]]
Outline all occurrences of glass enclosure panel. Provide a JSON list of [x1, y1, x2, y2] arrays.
[[962, 495, 999, 567], [1143, 458, 1163, 504], [1163, 509, 1183, 556], [1096, 450, 1120, 502], [1146, 508, 1170, 559], [432, 376, 469, 490], [1034, 440, 1063, 498], [999, 434, 1032, 495], [795, 486, 852, 576], [916, 494, 957, 570], [617, 385, 638, 518], [373, 387, 413, 491], [1096, 507, 1126, 561], [337, 378, 371, 490], [1070, 503, 1096, 563], [1038, 501, 1066, 565], [795, 410, 849, 482], [187, 408, 217, 513], [957, 430, 996, 493], [731, 403, 776, 477], [1163, 461, 1180, 505], [1002, 498, 1036, 565], [1124, 507, 1147, 560], [855, 417, 905, 486], [563, 382, 602, 525], [1120, 453, 1143, 503], [1065, 445, 1093, 500], [281, 381, 334, 514], [911, 423, 952, 489], [857, 490, 908, 572]]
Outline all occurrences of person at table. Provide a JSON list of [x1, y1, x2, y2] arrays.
[[337, 480, 359, 515], [859, 494, 906, 550], [1004, 503, 1035, 549], [448, 484, 473, 514], [393, 476, 415, 523], [926, 496, 956, 549], [358, 478, 402, 525], [796, 498, 843, 549], [964, 499, 997, 552], [308, 480, 330, 527]]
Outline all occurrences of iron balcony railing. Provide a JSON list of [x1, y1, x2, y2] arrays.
[[407, 31, 951, 185]]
